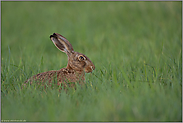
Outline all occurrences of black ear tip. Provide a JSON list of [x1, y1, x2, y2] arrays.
[[50, 33, 56, 38], [50, 35, 53, 38]]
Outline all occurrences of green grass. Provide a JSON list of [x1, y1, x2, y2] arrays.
[[1, 1, 182, 122]]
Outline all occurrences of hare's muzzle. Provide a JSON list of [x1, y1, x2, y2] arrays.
[[85, 64, 95, 73], [91, 65, 95, 71]]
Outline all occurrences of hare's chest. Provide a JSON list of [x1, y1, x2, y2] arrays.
[[57, 68, 85, 83]]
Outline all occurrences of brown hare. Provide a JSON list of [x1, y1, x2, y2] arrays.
[[24, 33, 95, 88]]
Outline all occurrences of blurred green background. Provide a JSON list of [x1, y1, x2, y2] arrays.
[[1, 1, 182, 122]]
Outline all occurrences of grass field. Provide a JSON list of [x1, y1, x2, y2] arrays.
[[1, 1, 182, 122]]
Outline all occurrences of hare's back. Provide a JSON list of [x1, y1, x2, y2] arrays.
[[24, 70, 57, 84], [24, 68, 85, 87]]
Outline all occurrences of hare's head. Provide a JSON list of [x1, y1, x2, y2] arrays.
[[50, 33, 95, 73]]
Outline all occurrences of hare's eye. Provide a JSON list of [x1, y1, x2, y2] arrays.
[[78, 55, 85, 61]]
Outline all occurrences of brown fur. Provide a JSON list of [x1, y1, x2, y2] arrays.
[[23, 33, 95, 89]]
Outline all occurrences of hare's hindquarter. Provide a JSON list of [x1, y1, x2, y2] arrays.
[[24, 68, 85, 86], [24, 70, 57, 85]]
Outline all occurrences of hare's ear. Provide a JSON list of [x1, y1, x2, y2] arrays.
[[50, 33, 74, 56]]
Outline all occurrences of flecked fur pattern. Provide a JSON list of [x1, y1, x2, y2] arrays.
[[24, 33, 95, 89]]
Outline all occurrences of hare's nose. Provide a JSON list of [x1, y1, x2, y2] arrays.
[[91, 65, 95, 71]]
